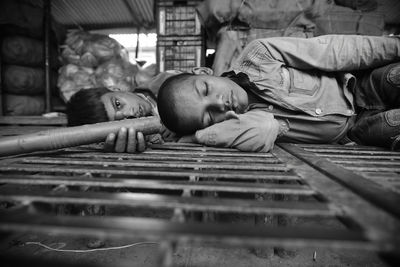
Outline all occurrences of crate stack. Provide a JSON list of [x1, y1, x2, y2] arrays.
[[156, 0, 205, 73]]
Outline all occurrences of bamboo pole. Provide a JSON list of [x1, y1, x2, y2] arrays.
[[0, 116, 162, 157]]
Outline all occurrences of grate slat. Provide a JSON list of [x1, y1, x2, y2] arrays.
[[0, 175, 315, 195], [0, 190, 334, 216]]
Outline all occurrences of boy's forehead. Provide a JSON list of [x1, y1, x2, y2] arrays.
[[175, 76, 197, 97]]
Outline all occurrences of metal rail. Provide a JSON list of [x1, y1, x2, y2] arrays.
[[0, 142, 399, 266]]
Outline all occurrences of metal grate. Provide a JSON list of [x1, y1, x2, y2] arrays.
[[0, 142, 399, 266]]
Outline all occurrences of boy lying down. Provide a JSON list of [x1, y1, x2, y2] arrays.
[[157, 35, 400, 152], [66, 68, 212, 153], [69, 34, 400, 153]]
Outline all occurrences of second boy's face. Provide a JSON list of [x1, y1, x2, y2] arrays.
[[175, 75, 249, 131], [101, 91, 153, 121]]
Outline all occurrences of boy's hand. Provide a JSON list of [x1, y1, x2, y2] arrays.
[[103, 127, 146, 153]]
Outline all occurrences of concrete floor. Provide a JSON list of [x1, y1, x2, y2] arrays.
[[0, 210, 388, 267], [1, 232, 387, 267], [0, 185, 390, 267]]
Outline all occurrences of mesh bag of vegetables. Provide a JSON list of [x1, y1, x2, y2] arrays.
[[61, 30, 128, 68], [57, 63, 97, 102]]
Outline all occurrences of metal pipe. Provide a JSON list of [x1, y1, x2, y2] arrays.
[[43, 0, 52, 113], [0, 37, 3, 115], [0, 116, 161, 157], [135, 27, 140, 59]]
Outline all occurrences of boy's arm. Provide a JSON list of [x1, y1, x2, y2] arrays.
[[189, 110, 281, 152], [239, 35, 400, 72]]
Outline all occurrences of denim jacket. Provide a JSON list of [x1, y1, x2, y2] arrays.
[[194, 35, 400, 152]]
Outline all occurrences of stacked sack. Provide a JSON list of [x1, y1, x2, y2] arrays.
[[197, 0, 389, 75], [58, 30, 144, 102], [1, 0, 63, 115]]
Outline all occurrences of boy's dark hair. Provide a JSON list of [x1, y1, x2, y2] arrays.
[[133, 87, 157, 101], [66, 87, 110, 126], [157, 73, 195, 134]]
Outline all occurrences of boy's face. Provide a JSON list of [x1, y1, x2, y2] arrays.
[[174, 75, 249, 131], [101, 91, 153, 121]]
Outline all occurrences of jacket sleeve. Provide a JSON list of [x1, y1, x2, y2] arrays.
[[193, 110, 280, 152], [244, 35, 400, 72]]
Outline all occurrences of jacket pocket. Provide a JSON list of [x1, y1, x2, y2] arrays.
[[288, 68, 320, 96]]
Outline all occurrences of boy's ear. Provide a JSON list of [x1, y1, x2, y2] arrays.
[[191, 67, 213, 76]]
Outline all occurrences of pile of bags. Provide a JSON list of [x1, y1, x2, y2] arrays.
[[60, 30, 128, 68], [197, 0, 398, 75], [58, 30, 158, 102], [1, 0, 63, 115]]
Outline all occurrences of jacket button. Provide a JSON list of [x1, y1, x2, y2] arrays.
[[315, 108, 322, 115], [268, 105, 273, 110]]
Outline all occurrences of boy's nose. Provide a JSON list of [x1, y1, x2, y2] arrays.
[[123, 108, 136, 118], [210, 94, 227, 112]]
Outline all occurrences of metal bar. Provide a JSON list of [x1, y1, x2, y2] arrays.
[[309, 153, 400, 160], [59, 153, 280, 163], [150, 143, 244, 152], [43, 0, 52, 113], [303, 148, 400, 156], [275, 144, 400, 246], [0, 213, 374, 251], [0, 36, 3, 116], [20, 157, 288, 171], [0, 164, 300, 181], [279, 143, 400, 219], [330, 160, 400, 166], [67, 146, 275, 158], [0, 116, 161, 157], [135, 28, 140, 58], [335, 166, 400, 172], [0, 175, 315, 195], [0, 190, 334, 216], [0, 116, 67, 125], [297, 144, 383, 151]]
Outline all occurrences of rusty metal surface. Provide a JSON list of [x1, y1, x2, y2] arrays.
[[280, 143, 400, 219], [0, 141, 399, 266]]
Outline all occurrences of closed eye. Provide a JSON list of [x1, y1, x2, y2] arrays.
[[208, 111, 214, 126], [204, 82, 209, 96]]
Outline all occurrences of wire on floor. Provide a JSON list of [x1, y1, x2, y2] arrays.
[[24, 241, 159, 253]]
